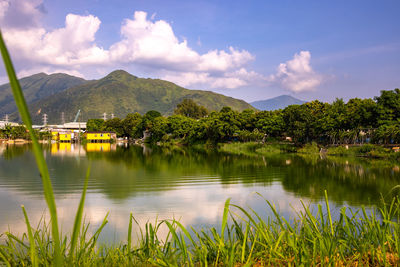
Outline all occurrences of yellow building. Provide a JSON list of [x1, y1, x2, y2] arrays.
[[59, 132, 72, 142], [51, 131, 59, 141], [85, 131, 116, 143]]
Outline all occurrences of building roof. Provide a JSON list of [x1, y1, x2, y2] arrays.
[[85, 131, 116, 134]]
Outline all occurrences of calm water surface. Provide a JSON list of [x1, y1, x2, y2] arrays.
[[1, 143, 399, 243]]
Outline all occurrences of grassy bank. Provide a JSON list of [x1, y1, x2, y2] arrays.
[[219, 141, 400, 160], [1, 195, 399, 266], [219, 141, 296, 156]]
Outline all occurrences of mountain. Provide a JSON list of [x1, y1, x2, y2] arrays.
[[0, 73, 86, 118], [250, 95, 306, 111], [23, 70, 255, 124]]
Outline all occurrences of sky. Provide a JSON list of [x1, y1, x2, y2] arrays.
[[0, 0, 399, 102]]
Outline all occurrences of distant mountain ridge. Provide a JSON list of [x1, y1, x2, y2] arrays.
[[12, 70, 256, 124], [0, 73, 86, 118], [250, 95, 305, 111]]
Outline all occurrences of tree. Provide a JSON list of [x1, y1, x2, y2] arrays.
[[136, 110, 162, 137], [87, 119, 105, 131], [167, 115, 194, 139], [238, 109, 256, 131], [11, 126, 29, 139], [375, 89, 400, 125], [255, 110, 284, 138], [103, 118, 124, 137], [147, 116, 169, 143], [2, 124, 12, 138], [144, 110, 162, 120], [122, 113, 142, 139], [174, 99, 208, 119]]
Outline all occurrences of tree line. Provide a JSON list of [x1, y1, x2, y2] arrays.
[[84, 89, 400, 145]]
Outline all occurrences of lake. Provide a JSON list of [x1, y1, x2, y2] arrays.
[[1, 143, 399, 244]]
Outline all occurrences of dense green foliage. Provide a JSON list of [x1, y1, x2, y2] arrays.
[[174, 98, 208, 118], [26, 70, 254, 124], [0, 72, 85, 119], [96, 88, 400, 146], [0, 125, 28, 139]]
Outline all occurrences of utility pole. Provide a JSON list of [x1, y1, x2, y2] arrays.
[[103, 112, 107, 121], [5, 114, 8, 124], [43, 114, 48, 126], [61, 112, 65, 125]]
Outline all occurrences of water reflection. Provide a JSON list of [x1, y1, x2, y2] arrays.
[[0, 144, 399, 243]]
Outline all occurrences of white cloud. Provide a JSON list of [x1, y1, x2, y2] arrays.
[[3, 13, 108, 67], [271, 51, 322, 92], [0, 0, 45, 29], [162, 71, 247, 89], [0, 7, 323, 92], [109, 11, 253, 74]]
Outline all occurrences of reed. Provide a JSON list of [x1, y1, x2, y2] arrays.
[[0, 196, 399, 266]]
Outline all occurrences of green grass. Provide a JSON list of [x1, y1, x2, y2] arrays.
[[0, 195, 399, 266], [219, 141, 296, 156], [297, 141, 320, 154]]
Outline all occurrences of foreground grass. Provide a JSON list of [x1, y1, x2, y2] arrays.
[[1, 194, 399, 266]]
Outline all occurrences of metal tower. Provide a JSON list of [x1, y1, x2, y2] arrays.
[[43, 114, 48, 125]]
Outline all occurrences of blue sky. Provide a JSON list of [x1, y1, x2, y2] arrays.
[[0, 0, 399, 102]]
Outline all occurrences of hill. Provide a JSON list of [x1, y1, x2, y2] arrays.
[[250, 95, 305, 111], [0, 73, 86, 118], [24, 70, 255, 124]]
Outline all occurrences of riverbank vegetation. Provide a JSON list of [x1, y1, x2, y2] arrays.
[[86, 89, 400, 148], [219, 141, 400, 160], [0, 124, 51, 140]]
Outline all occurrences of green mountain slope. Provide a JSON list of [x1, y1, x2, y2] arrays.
[[250, 95, 305, 111], [26, 70, 255, 124], [0, 73, 86, 118]]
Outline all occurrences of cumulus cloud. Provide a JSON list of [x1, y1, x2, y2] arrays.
[[0, 0, 45, 29], [3, 13, 109, 66], [0, 6, 322, 92], [271, 51, 322, 92], [109, 11, 253, 73], [162, 72, 247, 89]]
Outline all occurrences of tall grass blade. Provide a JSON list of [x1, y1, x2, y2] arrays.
[[0, 31, 62, 265], [69, 164, 91, 260], [221, 198, 231, 240], [127, 212, 133, 257], [215, 198, 231, 265], [241, 221, 250, 263], [0, 249, 10, 267], [325, 190, 334, 236], [21, 205, 38, 267]]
